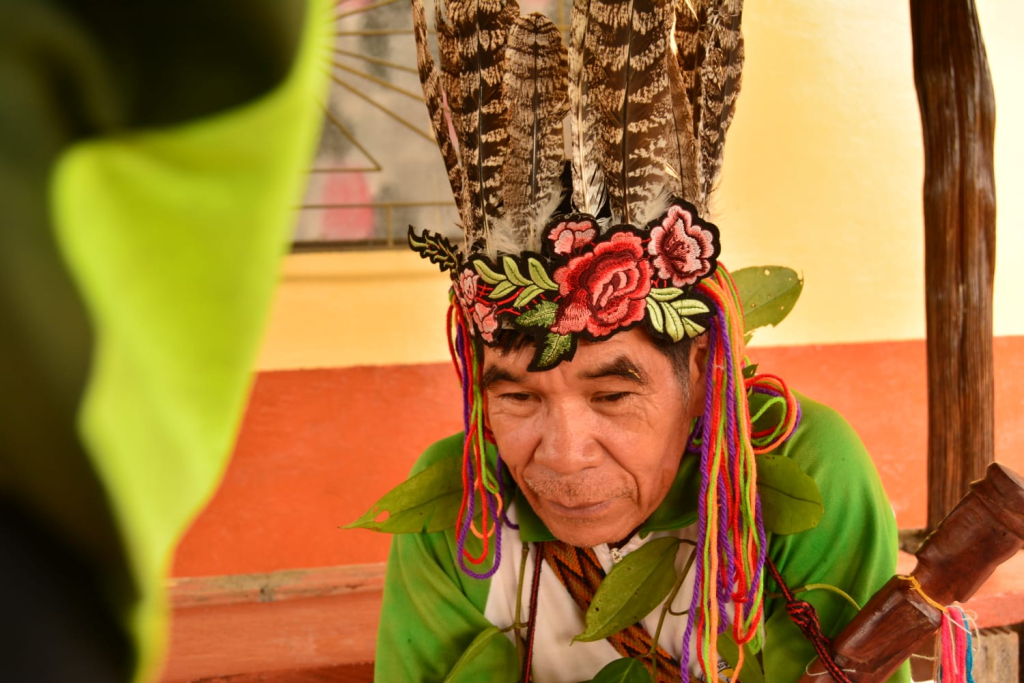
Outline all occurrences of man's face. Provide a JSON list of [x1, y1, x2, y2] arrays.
[[482, 328, 705, 547]]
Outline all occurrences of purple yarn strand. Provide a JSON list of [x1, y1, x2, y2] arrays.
[[680, 314, 721, 680], [496, 452, 519, 530], [719, 310, 740, 626], [454, 456, 504, 580]]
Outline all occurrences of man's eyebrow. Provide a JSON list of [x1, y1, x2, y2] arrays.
[[480, 366, 524, 391], [581, 356, 649, 385]]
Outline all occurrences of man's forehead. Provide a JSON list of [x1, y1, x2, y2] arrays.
[[481, 337, 654, 388]]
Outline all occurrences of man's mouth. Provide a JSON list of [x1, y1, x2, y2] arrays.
[[542, 498, 614, 518]]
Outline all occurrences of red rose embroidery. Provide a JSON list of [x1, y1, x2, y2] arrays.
[[552, 232, 652, 337], [473, 302, 499, 342], [648, 205, 716, 287], [549, 219, 597, 255]]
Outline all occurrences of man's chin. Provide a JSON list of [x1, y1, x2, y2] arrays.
[[534, 498, 639, 548]]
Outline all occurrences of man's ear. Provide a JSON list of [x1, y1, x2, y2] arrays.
[[687, 334, 711, 411]]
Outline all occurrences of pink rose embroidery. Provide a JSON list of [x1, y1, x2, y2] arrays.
[[473, 302, 499, 342], [454, 268, 479, 311], [552, 231, 651, 337], [549, 219, 597, 255], [648, 205, 716, 287]]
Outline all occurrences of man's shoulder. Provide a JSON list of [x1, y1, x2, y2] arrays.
[[408, 432, 466, 478], [780, 392, 881, 488], [791, 393, 862, 445]]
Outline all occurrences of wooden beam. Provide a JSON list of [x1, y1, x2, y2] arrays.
[[910, 0, 997, 530], [160, 564, 384, 682]]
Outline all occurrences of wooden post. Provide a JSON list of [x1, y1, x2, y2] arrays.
[[910, 0, 997, 530]]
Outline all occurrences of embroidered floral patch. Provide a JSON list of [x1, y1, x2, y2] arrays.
[[649, 204, 716, 287], [409, 199, 721, 369]]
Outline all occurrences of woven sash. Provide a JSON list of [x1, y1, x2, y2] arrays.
[[540, 540, 692, 683]]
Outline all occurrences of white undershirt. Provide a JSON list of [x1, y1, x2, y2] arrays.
[[483, 503, 736, 682]]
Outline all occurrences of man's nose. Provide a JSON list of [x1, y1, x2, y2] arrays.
[[533, 401, 601, 475]]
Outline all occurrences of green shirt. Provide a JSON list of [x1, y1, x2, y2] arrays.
[[376, 394, 910, 683]]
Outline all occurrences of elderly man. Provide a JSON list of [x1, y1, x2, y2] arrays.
[[357, 0, 908, 680]]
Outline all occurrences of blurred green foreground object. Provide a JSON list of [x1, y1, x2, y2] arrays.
[[0, 1, 330, 680]]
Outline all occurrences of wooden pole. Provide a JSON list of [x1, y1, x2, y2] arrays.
[[910, 0, 997, 530]]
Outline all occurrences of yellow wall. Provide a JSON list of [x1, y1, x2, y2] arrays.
[[256, 0, 1024, 371]]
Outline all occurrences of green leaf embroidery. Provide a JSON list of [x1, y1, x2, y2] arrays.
[[537, 332, 573, 368], [669, 298, 710, 317], [517, 300, 558, 328], [514, 284, 544, 308], [742, 363, 760, 380], [756, 454, 824, 535], [588, 657, 654, 683], [731, 266, 803, 334], [473, 260, 506, 285], [575, 537, 682, 643], [443, 626, 520, 683], [527, 257, 558, 291], [488, 280, 518, 300], [408, 229, 459, 273], [345, 455, 462, 533], [502, 256, 533, 287], [646, 299, 665, 334], [681, 317, 706, 339], [660, 301, 685, 343], [647, 287, 685, 302], [717, 632, 765, 683]]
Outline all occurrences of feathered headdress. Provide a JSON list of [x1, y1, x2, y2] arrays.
[[407, 0, 797, 680]]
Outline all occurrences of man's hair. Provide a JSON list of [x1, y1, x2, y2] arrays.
[[490, 328, 695, 383]]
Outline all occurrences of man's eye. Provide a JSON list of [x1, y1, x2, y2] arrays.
[[500, 392, 533, 402], [595, 392, 630, 403]]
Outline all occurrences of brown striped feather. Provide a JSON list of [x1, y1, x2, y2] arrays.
[[696, 0, 744, 202], [588, 0, 678, 225], [501, 13, 568, 248], [448, 0, 519, 247], [568, 0, 607, 217], [411, 0, 469, 232], [667, 0, 703, 209]]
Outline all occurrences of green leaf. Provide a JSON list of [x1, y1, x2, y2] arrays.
[[575, 537, 682, 643], [742, 363, 760, 380], [514, 284, 543, 308], [537, 332, 573, 368], [647, 287, 684, 302], [756, 454, 824, 535], [528, 257, 558, 291], [473, 260, 506, 285], [660, 301, 685, 343], [517, 300, 558, 328], [646, 299, 665, 334], [588, 657, 653, 683], [717, 632, 765, 683], [488, 280, 518, 300], [669, 298, 710, 317], [731, 266, 803, 333], [443, 626, 520, 683], [502, 256, 532, 286], [345, 455, 462, 533]]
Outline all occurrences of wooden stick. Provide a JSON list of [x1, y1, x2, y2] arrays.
[[796, 463, 1024, 682]]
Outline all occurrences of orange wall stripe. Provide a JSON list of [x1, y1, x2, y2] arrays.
[[174, 336, 1024, 578]]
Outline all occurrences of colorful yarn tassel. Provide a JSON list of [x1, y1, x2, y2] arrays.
[[937, 604, 975, 683], [448, 299, 504, 579], [680, 266, 801, 683]]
